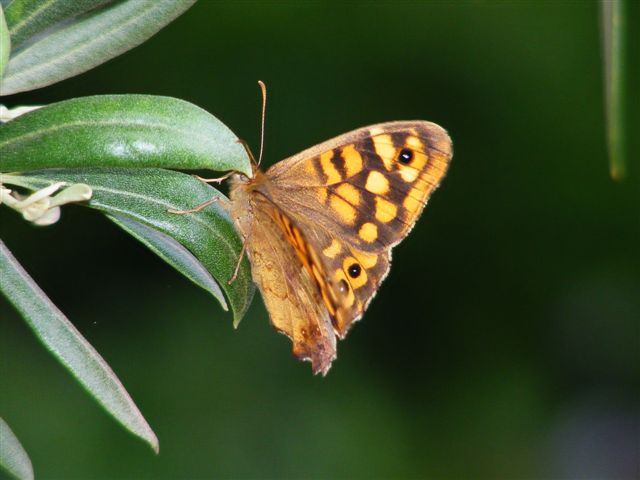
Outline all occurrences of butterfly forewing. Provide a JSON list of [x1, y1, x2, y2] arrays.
[[267, 121, 452, 253]]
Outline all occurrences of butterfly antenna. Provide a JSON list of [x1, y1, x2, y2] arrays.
[[257, 80, 267, 167]]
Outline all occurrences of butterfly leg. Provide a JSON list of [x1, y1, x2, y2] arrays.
[[167, 196, 222, 214], [195, 137, 257, 182], [228, 240, 247, 285]]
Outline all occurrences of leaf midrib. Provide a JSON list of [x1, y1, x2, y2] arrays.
[[5, 0, 160, 79], [0, 119, 217, 151], [10, 175, 243, 275], [8, 0, 59, 38]]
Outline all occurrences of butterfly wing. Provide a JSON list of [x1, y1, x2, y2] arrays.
[[265, 121, 452, 253], [286, 222, 387, 336], [262, 121, 452, 338], [236, 194, 337, 375]]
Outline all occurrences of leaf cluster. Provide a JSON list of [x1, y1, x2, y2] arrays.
[[0, 1, 254, 474]]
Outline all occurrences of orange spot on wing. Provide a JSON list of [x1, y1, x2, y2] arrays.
[[335, 183, 361, 206], [372, 134, 396, 170], [341, 144, 364, 177], [375, 197, 397, 223], [398, 150, 427, 182], [359, 222, 378, 243], [353, 250, 378, 269], [316, 187, 328, 203], [343, 256, 368, 289], [365, 171, 390, 195], [323, 239, 342, 258], [320, 150, 342, 184], [330, 194, 357, 224], [403, 186, 425, 215], [406, 135, 425, 150]]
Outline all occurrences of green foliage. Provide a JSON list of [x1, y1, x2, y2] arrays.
[[4, 0, 113, 50], [5, 169, 254, 322], [0, 5, 9, 79], [601, 0, 631, 180], [109, 214, 229, 312], [2, 1, 635, 478], [0, 0, 197, 95], [0, 0, 256, 469], [0, 242, 159, 455], [0, 94, 252, 175], [0, 418, 33, 480]]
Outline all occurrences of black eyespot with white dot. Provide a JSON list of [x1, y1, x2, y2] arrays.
[[348, 263, 362, 278], [338, 279, 349, 294], [399, 148, 413, 164]]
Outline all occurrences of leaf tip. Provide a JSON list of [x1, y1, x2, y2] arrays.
[[220, 298, 229, 312], [150, 435, 160, 455], [610, 164, 626, 182], [138, 422, 159, 454]]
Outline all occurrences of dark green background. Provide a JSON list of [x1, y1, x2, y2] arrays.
[[1, 1, 639, 478]]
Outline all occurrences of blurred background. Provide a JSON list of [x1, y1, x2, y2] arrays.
[[1, 1, 639, 478]]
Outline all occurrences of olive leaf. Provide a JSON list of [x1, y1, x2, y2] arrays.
[[4, 168, 254, 323], [0, 0, 197, 95], [0, 242, 159, 455], [0, 94, 252, 176]]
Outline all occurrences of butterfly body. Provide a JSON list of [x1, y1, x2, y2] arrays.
[[229, 121, 452, 375]]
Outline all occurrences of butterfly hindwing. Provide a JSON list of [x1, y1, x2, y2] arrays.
[[239, 196, 337, 374], [301, 227, 391, 337]]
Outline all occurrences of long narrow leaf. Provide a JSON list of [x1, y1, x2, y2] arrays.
[[108, 213, 228, 311], [5, 0, 113, 50], [5, 168, 254, 324], [0, 4, 9, 79], [0, 94, 252, 176], [601, 0, 628, 180], [0, 0, 197, 95], [0, 417, 33, 480], [0, 240, 159, 453]]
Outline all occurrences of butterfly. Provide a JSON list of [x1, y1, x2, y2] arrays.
[[227, 120, 452, 375]]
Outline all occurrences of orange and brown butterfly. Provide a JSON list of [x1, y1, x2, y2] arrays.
[[227, 117, 452, 375]]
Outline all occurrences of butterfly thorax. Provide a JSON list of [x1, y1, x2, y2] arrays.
[[228, 169, 267, 238]]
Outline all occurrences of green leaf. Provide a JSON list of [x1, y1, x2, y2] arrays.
[[4, 0, 112, 50], [107, 213, 228, 311], [0, 0, 197, 95], [0, 417, 33, 480], [0, 94, 252, 176], [0, 4, 9, 80], [5, 168, 255, 324], [601, 0, 628, 180], [0, 240, 159, 454]]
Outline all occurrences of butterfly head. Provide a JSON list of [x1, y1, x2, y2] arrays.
[[229, 167, 265, 189]]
